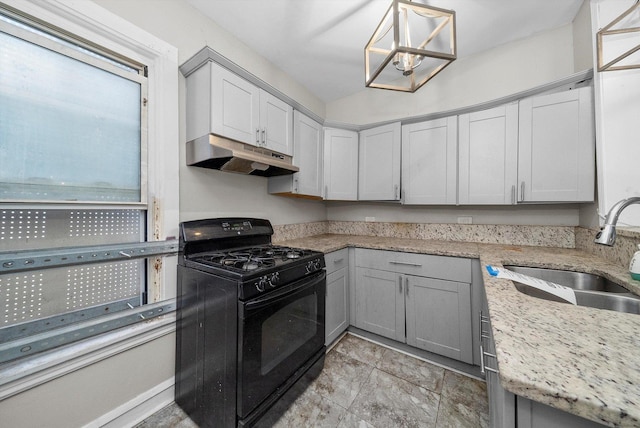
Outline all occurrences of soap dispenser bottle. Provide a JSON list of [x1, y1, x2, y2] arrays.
[[630, 245, 640, 280]]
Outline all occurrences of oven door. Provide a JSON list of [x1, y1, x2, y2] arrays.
[[237, 269, 326, 419]]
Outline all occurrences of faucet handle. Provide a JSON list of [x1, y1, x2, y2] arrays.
[[594, 224, 616, 246]]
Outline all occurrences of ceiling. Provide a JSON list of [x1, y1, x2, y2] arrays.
[[187, 0, 585, 103]]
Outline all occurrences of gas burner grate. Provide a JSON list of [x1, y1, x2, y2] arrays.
[[189, 245, 312, 273]]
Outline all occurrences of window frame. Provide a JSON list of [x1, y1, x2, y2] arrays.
[[0, 0, 178, 399], [0, 0, 179, 306]]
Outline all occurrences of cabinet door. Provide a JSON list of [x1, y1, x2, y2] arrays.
[[260, 90, 293, 155], [486, 361, 516, 428], [402, 117, 457, 204], [359, 122, 401, 201], [324, 128, 358, 200], [354, 267, 405, 341], [292, 111, 323, 196], [459, 104, 518, 205], [518, 87, 594, 202], [210, 63, 260, 146], [516, 396, 605, 428], [326, 266, 349, 346], [405, 275, 473, 363]]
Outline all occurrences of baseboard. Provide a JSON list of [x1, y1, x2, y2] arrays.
[[85, 377, 174, 428]]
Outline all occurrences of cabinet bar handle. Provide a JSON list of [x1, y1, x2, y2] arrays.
[[389, 261, 422, 267], [394, 184, 399, 200], [398, 275, 403, 294], [333, 258, 344, 263], [262, 128, 267, 145], [484, 350, 497, 359], [520, 181, 525, 202], [511, 185, 516, 204], [256, 129, 260, 144], [483, 351, 499, 374], [405, 277, 409, 296], [324, 185, 328, 199], [480, 345, 500, 374]]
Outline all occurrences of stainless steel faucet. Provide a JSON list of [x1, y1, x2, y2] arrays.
[[594, 197, 640, 246]]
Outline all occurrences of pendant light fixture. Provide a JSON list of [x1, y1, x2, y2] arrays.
[[365, 0, 456, 92], [596, 0, 640, 72]]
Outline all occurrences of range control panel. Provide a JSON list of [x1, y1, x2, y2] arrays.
[[221, 220, 253, 232]]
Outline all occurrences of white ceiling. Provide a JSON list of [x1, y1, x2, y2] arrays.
[[187, 0, 585, 103]]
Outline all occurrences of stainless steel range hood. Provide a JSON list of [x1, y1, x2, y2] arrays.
[[186, 134, 299, 176]]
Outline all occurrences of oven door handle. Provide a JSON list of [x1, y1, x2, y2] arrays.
[[243, 271, 326, 312]]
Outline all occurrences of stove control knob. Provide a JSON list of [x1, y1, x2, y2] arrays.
[[269, 272, 279, 287], [307, 259, 322, 273], [256, 276, 268, 292]]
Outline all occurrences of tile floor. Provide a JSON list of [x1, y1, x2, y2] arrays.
[[138, 333, 489, 428]]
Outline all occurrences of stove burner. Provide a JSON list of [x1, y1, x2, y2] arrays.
[[243, 261, 260, 271], [190, 245, 314, 273]]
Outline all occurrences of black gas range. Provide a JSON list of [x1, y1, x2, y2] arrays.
[[180, 219, 324, 300], [175, 218, 326, 427]]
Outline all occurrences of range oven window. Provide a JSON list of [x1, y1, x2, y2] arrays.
[[238, 271, 325, 418], [261, 293, 317, 375]]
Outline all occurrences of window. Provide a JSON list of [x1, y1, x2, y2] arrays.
[[0, 4, 178, 365], [0, 12, 146, 203]]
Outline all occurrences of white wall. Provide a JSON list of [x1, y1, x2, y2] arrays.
[[573, 0, 595, 72], [327, 202, 581, 226], [326, 24, 576, 126], [94, 0, 327, 226], [591, 0, 640, 227]]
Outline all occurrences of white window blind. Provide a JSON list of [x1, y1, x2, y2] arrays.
[[0, 8, 171, 364], [0, 13, 146, 204]]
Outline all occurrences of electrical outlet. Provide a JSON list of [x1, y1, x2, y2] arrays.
[[365, 216, 376, 222], [457, 216, 473, 224]]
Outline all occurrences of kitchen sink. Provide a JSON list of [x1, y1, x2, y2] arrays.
[[503, 265, 640, 315], [503, 266, 629, 292]]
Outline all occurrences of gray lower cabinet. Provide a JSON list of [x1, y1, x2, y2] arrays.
[[354, 248, 473, 363], [406, 275, 472, 363], [517, 396, 606, 428], [480, 303, 516, 428], [354, 267, 406, 341], [325, 249, 349, 345], [481, 293, 606, 428]]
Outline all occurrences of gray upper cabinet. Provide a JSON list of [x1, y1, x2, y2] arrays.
[[402, 117, 458, 205], [517, 86, 594, 202], [268, 111, 323, 197], [458, 103, 519, 205], [459, 87, 595, 205], [185, 61, 292, 155], [323, 128, 359, 200], [259, 91, 294, 156], [358, 122, 401, 201]]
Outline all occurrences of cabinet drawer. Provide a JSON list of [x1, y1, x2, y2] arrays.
[[354, 248, 471, 283], [325, 249, 348, 275]]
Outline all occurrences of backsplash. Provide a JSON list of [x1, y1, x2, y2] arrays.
[[575, 227, 640, 269], [272, 221, 328, 242], [274, 220, 575, 248]]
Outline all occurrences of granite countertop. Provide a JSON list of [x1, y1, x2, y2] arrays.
[[277, 234, 640, 428]]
